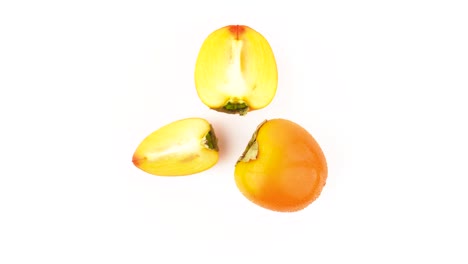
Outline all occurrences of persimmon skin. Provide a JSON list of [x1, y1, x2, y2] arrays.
[[234, 119, 328, 212]]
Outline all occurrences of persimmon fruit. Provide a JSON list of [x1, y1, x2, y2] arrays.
[[194, 25, 278, 115], [132, 118, 219, 176], [234, 119, 328, 212]]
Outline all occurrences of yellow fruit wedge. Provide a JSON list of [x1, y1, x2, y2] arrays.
[[195, 25, 278, 115], [132, 118, 219, 176]]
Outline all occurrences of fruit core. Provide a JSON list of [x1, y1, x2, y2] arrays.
[[215, 38, 252, 115]]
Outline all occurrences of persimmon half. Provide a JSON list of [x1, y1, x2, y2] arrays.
[[194, 25, 278, 115], [234, 119, 328, 212]]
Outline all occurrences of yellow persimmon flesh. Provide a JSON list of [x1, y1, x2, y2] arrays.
[[235, 119, 328, 212], [132, 118, 219, 176], [195, 25, 278, 115]]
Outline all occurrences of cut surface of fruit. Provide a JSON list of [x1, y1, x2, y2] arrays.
[[234, 119, 328, 212], [132, 118, 219, 176], [195, 25, 278, 115]]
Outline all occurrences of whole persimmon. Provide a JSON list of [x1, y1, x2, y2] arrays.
[[234, 119, 328, 212]]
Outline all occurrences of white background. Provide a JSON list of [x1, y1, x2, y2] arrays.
[[1, 0, 467, 263]]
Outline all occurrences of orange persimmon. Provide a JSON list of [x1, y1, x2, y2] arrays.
[[234, 119, 328, 212]]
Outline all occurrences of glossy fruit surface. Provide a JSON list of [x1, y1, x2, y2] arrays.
[[195, 25, 277, 115], [234, 119, 327, 212], [132, 118, 219, 176]]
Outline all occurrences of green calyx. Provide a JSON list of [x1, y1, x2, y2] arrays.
[[215, 101, 249, 116], [203, 125, 219, 151], [237, 120, 267, 163]]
